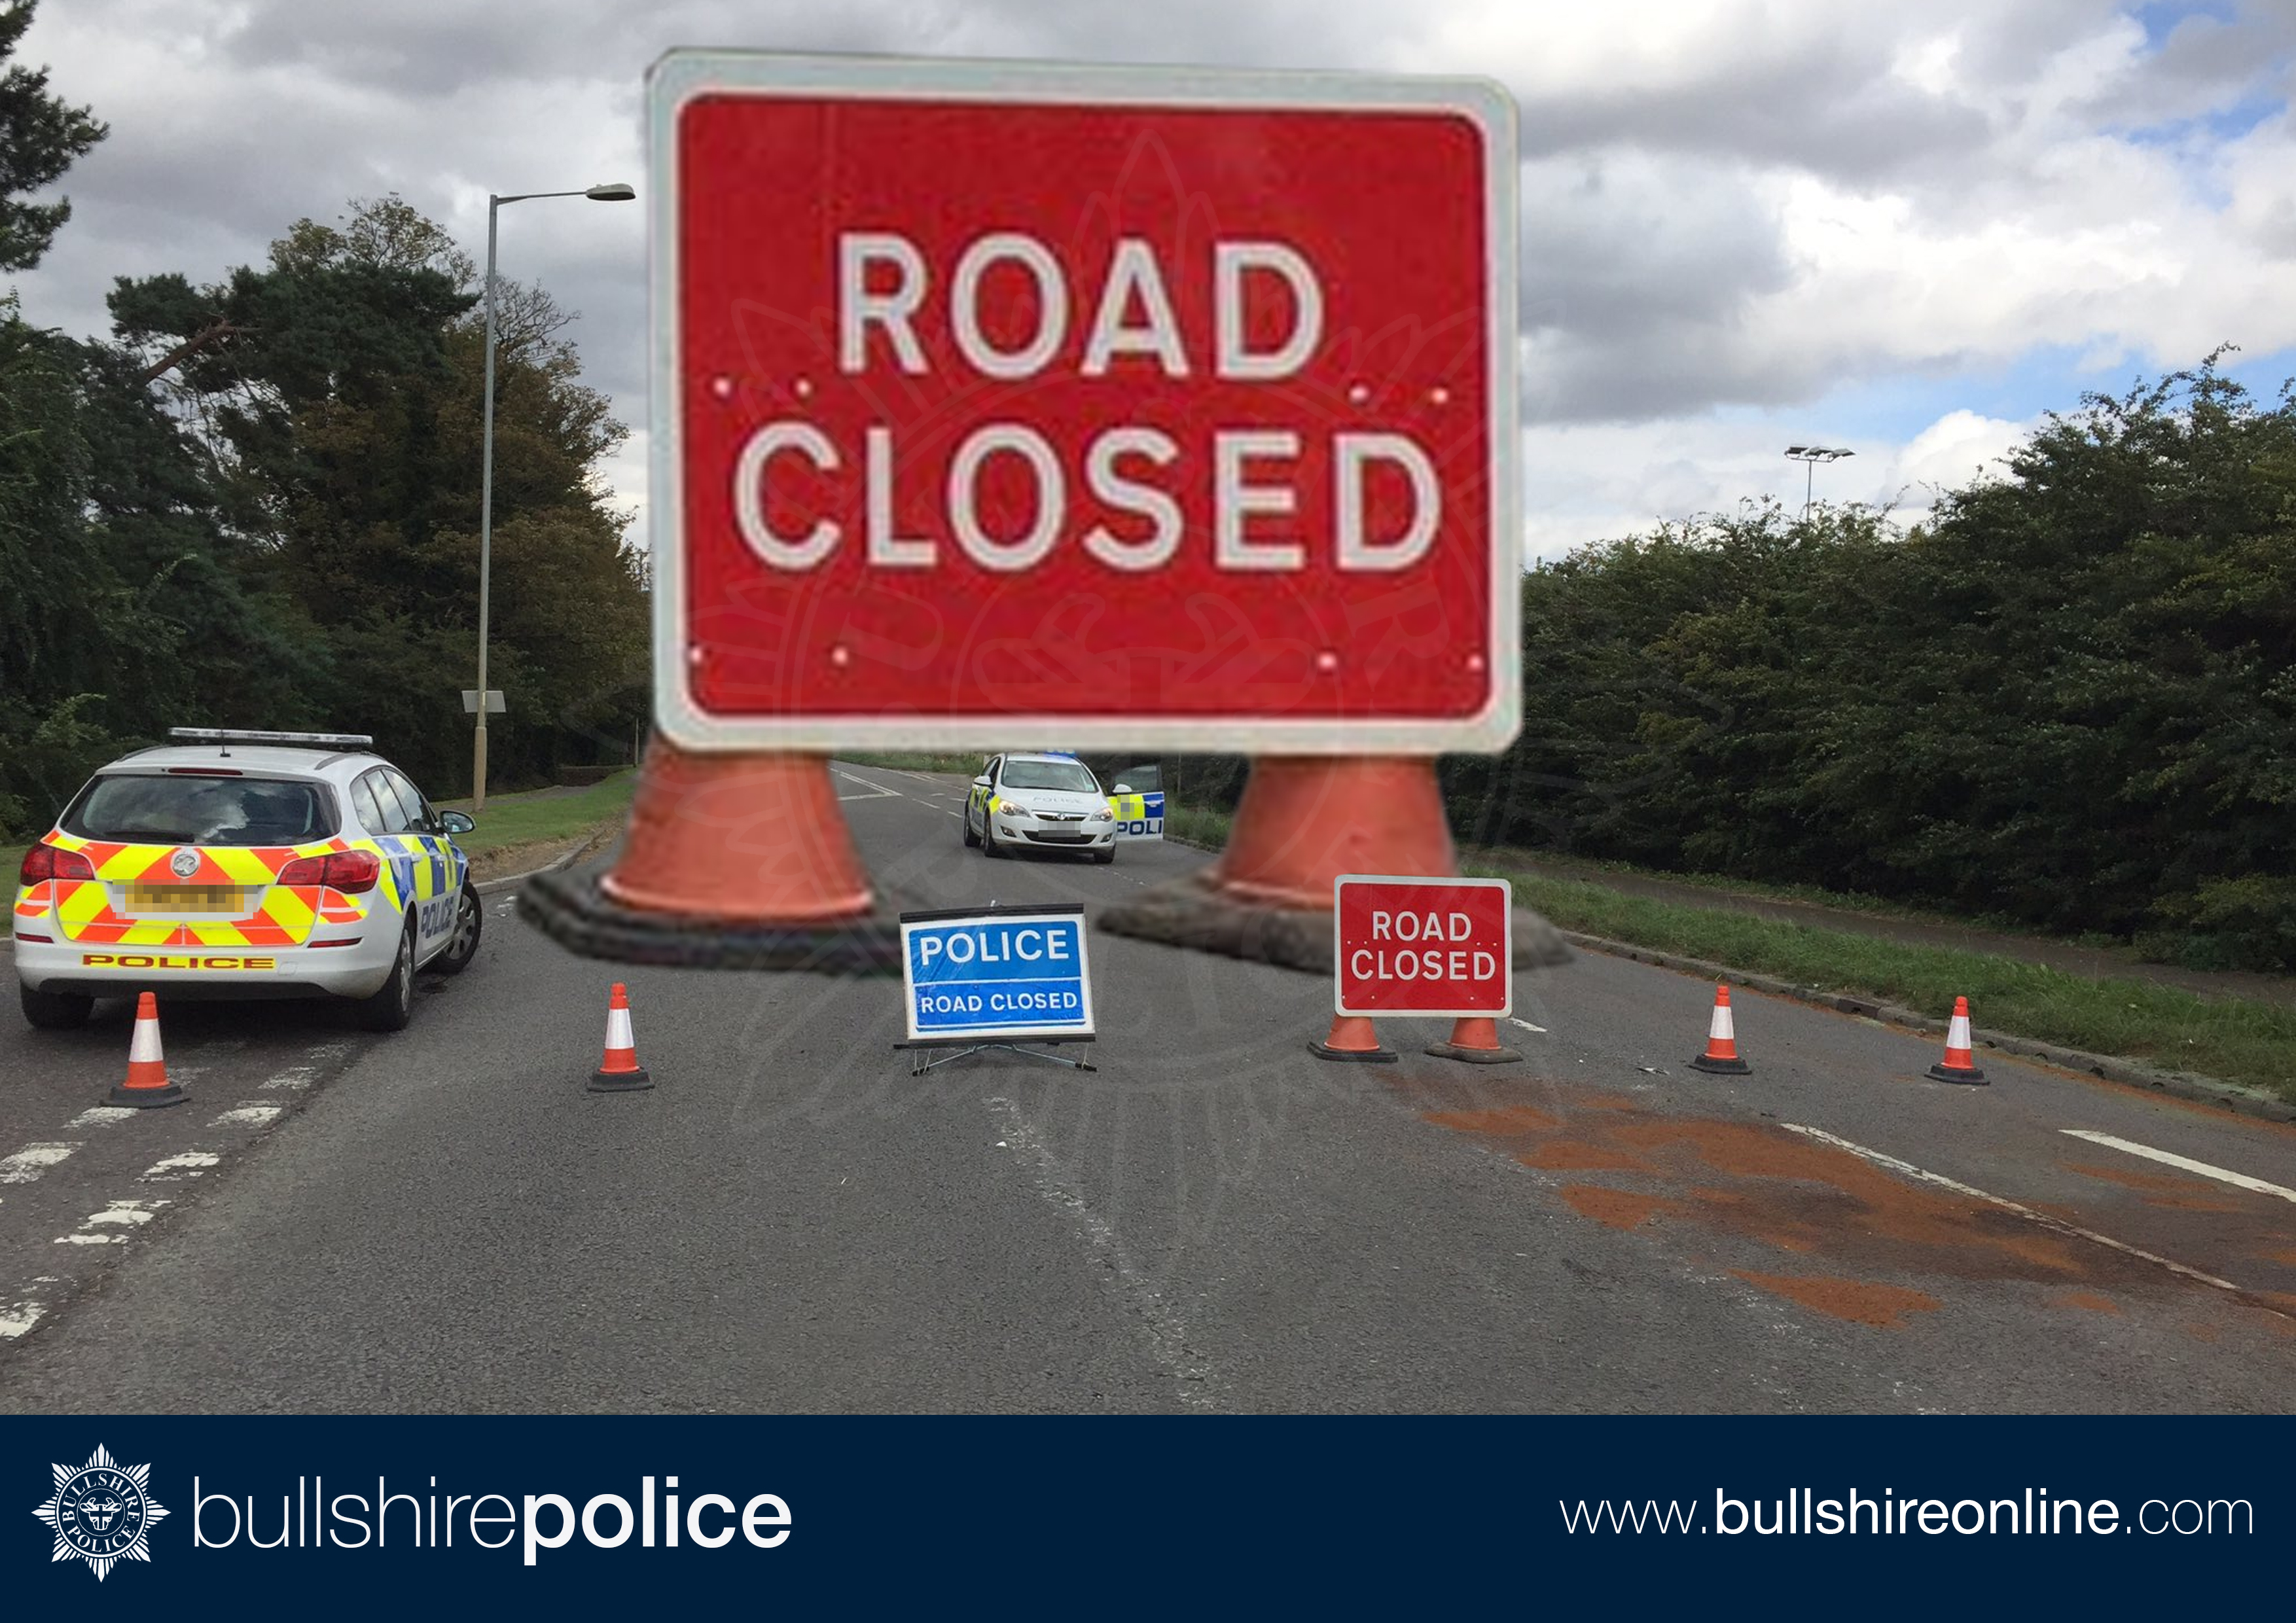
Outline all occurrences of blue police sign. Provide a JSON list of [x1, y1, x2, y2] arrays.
[[899, 904, 1096, 1043]]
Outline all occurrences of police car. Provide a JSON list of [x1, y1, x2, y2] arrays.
[[964, 753, 1121, 863], [12, 730, 481, 1033]]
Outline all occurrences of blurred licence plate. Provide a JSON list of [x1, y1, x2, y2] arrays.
[[125, 885, 249, 915]]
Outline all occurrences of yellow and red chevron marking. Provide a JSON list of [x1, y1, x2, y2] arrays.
[[19, 835, 360, 948]]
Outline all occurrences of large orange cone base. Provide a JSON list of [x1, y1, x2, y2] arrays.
[[108, 991, 186, 1108], [520, 742, 899, 973], [1427, 1016, 1523, 1065], [1102, 757, 1574, 975], [1309, 1014, 1397, 1063]]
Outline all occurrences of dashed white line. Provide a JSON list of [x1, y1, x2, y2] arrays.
[[1784, 1123, 2254, 1300], [209, 1105, 283, 1128], [260, 1067, 315, 1091], [0, 1302, 43, 1339], [67, 1107, 141, 1130], [52, 1198, 168, 1245], [0, 1143, 77, 1184], [2060, 1130, 2296, 1205], [1507, 1016, 1549, 1035]]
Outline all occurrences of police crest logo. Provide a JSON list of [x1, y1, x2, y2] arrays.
[[169, 848, 199, 878], [31, 1444, 170, 1582]]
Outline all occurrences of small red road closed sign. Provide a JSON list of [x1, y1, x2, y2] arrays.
[[1334, 874, 1512, 1018], [649, 50, 1518, 753]]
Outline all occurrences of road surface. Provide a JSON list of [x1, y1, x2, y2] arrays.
[[2, 764, 2292, 1412]]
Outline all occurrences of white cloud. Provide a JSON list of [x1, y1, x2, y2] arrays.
[[8, 0, 2294, 567]]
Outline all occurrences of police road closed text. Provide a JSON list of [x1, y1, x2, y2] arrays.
[[900, 908, 1094, 1041]]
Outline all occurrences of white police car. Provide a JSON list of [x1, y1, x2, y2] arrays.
[[963, 753, 1119, 863], [12, 730, 481, 1033]]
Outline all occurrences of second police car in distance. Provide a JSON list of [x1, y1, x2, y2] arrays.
[[964, 753, 1124, 863], [12, 730, 482, 1033]]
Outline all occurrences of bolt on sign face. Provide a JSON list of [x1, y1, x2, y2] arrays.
[[650, 50, 1520, 753], [1334, 875, 1512, 1018]]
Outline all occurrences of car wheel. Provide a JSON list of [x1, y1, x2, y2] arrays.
[[963, 806, 980, 848], [19, 983, 93, 1030], [354, 921, 416, 1033], [982, 815, 1005, 859], [433, 882, 483, 975]]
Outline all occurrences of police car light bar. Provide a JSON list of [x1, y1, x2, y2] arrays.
[[169, 728, 376, 749]]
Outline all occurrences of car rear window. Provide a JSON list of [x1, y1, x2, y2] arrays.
[[1001, 759, 1102, 793], [63, 774, 337, 846]]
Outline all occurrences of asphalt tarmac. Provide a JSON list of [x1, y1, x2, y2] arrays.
[[2, 762, 2291, 1412]]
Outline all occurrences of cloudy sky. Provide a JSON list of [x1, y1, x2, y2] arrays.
[[13, 0, 2296, 562]]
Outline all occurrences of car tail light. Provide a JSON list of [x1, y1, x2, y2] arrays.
[[276, 850, 383, 894], [19, 844, 96, 884], [164, 766, 243, 776]]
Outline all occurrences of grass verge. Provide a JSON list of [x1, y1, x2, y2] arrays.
[[441, 772, 636, 880], [1162, 803, 2296, 1101]]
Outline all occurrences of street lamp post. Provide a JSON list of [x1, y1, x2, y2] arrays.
[[1783, 444, 1854, 521], [472, 181, 635, 812]]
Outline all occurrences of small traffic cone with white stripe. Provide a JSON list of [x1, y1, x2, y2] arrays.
[[1309, 1014, 1397, 1063], [107, 991, 186, 1108], [589, 982, 653, 1092], [1926, 996, 1988, 1085], [1687, 984, 1751, 1075]]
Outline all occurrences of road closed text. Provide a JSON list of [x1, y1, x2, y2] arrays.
[[728, 234, 1441, 576]]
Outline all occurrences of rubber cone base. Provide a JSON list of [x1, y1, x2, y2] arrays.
[[1689, 1054, 1752, 1075], [1427, 1040, 1522, 1064], [1103, 870, 1574, 976], [521, 867, 899, 974], [106, 1080, 185, 1108], [589, 1064, 654, 1094], [1927, 1061, 1988, 1085], [1309, 1037, 1399, 1063]]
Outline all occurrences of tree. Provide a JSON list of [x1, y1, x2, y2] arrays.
[[0, 1, 105, 273]]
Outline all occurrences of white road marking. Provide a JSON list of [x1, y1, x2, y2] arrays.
[[830, 768, 902, 800], [0, 1302, 43, 1339], [1784, 1123, 2256, 1301], [260, 1066, 316, 1090], [140, 1150, 221, 1181], [1507, 1016, 1549, 1035], [66, 1107, 139, 1130], [82, 1200, 163, 1226], [54, 1233, 124, 1245], [2060, 1130, 2296, 1205], [986, 1094, 1224, 1409], [209, 1105, 283, 1128], [0, 1143, 77, 1184]]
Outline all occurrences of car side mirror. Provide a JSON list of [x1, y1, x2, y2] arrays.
[[440, 810, 476, 834], [973, 775, 992, 788], [1111, 783, 1133, 794]]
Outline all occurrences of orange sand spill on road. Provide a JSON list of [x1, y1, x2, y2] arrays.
[[1733, 1272, 1941, 1329], [2063, 1160, 2222, 1197], [1520, 1141, 1648, 1173], [2053, 1291, 2121, 1315], [1558, 1185, 1678, 1230], [1423, 1105, 1558, 1137]]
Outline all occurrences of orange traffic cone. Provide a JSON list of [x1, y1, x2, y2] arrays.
[[1926, 996, 1988, 1085], [1427, 1016, 1522, 1065], [1309, 1013, 1398, 1063], [520, 741, 900, 972], [1687, 984, 1751, 1075], [589, 982, 654, 1092], [107, 991, 186, 1107]]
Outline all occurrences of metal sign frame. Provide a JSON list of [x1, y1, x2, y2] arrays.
[[647, 47, 1520, 755]]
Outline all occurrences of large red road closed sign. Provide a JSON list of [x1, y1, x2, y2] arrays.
[[649, 51, 1519, 753], [1335, 875, 1512, 1018]]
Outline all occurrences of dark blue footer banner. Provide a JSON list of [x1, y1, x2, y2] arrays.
[[5, 1418, 2283, 1609]]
